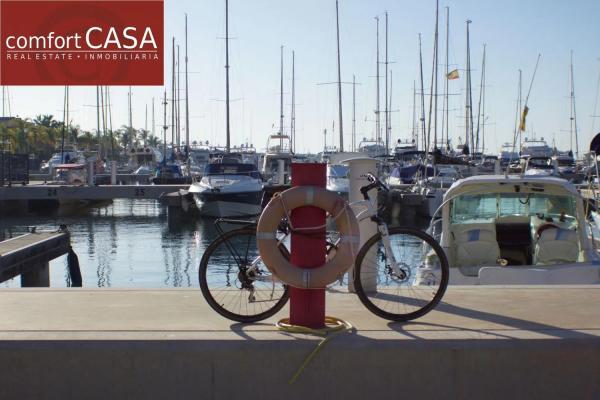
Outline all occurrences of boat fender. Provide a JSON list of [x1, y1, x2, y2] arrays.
[[257, 186, 359, 289]]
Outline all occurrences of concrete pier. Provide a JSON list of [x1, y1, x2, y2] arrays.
[[0, 286, 597, 399], [0, 231, 70, 286]]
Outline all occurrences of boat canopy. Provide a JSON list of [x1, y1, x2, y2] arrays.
[[445, 175, 580, 200]]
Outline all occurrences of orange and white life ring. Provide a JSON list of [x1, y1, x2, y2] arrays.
[[257, 186, 360, 289]]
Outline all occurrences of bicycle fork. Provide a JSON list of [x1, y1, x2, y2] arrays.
[[378, 224, 408, 281]]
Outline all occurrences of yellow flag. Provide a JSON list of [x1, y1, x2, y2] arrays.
[[519, 106, 529, 132], [446, 69, 460, 80]]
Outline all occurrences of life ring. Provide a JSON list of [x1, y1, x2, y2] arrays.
[[257, 186, 360, 289]]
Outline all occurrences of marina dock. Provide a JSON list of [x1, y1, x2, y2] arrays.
[[0, 230, 70, 286], [0, 286, 597, 399], [0, 184, 189, 201]]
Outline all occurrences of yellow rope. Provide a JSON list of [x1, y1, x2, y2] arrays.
[[276, 316, 353, 384]]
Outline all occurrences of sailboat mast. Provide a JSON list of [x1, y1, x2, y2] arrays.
[[128, 86, 133, 150], [336, 0, 344, 152], [517, 70, 523, 151], [152, 97, 155, 138], [185, 14, 190, 160], [592, 61, 600, 138], [145, 103, 148, 146], [570, 50, 579, 158], [352, 74, 356, 152], [443, 6, 449, 149], [481, 45, 487, 154], [384, 11, 389, 155], [162, 91, 168, 165], [475, 44, 486, 154], [433, 0, 439, 150], [418, 34, 426, 152], [279, 45, 284, 149], [171, 37, 175, 153], [389, 70, 393, 149], [412, 80, 417, 145], [96, 86, 101, 155], [375, 16, 380, 147], [465, 20, 473, 156], [177, 45, 181, 149], [61, 86, 67, 162], [225, 0, 231, 153], [291, 51, 296, 153]]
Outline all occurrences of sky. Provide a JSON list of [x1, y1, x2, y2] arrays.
[[3, 0, 600, 155]]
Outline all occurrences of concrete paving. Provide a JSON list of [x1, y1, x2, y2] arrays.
[[0, 286, 598, 399]]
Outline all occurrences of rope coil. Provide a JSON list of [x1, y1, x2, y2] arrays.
[[276, 316, 353, 384]]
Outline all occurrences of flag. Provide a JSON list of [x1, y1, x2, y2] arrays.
[[519, 106, 529, 132], [446, 69, 460, 80]]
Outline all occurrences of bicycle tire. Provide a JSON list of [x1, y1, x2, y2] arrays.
[[199, 227, 290, 323], [353, 226, 449, 322]]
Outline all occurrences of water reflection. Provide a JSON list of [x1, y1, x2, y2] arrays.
[[0, 199, 218, 288], [0, 199, 428, 289]]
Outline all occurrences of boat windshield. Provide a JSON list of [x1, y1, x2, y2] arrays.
[[329, 165, 349, 178], [205, 163, 260, 178], [451, 193, 577, 223]]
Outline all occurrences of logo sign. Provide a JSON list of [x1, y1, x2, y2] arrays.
[[0, 0, 164, 85]]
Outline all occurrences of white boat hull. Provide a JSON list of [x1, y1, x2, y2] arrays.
[[192, 195, 263, 218]]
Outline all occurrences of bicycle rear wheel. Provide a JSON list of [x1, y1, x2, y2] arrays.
[[353, 226, 449, 322], [199, 227, 289, 323]]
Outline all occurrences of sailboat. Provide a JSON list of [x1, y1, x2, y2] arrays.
[[188, 0, 263, 217]]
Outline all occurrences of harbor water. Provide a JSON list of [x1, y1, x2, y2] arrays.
[[0, 199, 430, 288]]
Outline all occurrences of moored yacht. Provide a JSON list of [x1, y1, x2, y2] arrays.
[[419, 175, 600, 285], [261, 134, 292, 186], [188, 160, 263, 218]]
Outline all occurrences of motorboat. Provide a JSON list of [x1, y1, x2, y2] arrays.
[[327, 164, 349, 198], [420, 175, 600, 285], [188, 161, 264, 217], [552, 152, 581, 182], [520, 137, 553, 158], [499, 142, 519, 168], [53, 164, 87, 185], [358, 138, 387, 158], [523, 156, 557, 177], [126, 146, 163, 172], [261, 135, 292, 186]]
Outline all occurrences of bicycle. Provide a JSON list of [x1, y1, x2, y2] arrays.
[[198, 174, 449, 323]]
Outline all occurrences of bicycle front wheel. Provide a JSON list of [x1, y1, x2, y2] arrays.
[[199, 227, 289, 323], [353, 226, 449, 322]]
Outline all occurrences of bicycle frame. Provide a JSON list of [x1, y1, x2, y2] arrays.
[[349, 198, 405, 279]]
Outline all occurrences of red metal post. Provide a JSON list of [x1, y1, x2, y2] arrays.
[[290, 163, 326, 328]]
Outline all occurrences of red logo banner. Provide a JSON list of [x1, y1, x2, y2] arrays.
[[0, 0, 164, 85]]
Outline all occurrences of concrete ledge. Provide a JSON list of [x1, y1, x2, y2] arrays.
[[0, 287, 598, 399]]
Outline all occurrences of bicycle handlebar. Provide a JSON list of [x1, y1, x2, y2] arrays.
[[360, 174, 389, 200]]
